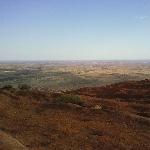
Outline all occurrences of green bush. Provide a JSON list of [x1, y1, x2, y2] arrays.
[[56, 94, 84, 106], [18, 84, 31, 90]]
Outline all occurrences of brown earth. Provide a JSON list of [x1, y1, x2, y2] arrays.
[[0, 80, 150, 150]]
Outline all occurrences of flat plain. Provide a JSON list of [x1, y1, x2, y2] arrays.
[[0, 60, 150, 90]]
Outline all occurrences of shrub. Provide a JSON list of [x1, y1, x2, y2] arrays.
[[56, 94, 84, 106], [1, 84, 13, 90], [18, 84, 31, 90]]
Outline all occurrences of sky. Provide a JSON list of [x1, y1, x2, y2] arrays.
[[0, 0, 150, 60]]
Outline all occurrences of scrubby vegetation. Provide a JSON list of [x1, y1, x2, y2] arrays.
[[18, 84, 31, 90], [1, 84, 13, 90], [55, 94, 84, 106], [0, 80, 150, 150]]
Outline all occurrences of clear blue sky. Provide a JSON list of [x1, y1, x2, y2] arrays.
[[0, 0, 150, 60]]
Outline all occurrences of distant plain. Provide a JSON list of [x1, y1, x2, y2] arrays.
[[0, 60, 150, 90]]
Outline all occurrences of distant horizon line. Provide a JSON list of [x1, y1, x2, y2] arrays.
[[0, 59, 150, 62]]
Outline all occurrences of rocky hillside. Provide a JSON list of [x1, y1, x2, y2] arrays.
[[0, 80, 150, 150]]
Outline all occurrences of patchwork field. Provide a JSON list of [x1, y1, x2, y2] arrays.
[[0, 60, 150, 90]]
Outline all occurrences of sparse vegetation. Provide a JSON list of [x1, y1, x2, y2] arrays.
[[1, 84, 13, 90], [18, 84, 31, 90], [0, 80, 150, 150], [55, 94, 84, 106]]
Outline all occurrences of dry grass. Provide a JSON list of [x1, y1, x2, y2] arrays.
[[0, 80, 150, 150]]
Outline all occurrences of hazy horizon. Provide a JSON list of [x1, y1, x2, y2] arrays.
[[0, 0, 150, 60], [0, 59, 150, 61]]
